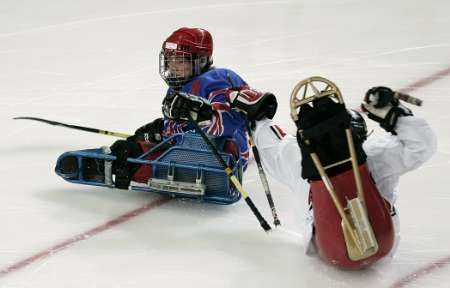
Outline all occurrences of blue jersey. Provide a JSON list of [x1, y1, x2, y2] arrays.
[[163, 68, 250, 169]]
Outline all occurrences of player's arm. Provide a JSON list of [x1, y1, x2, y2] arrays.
[[205, 91, 244, 137], [162, 92, 213, 124], [161, 89, 245, 138], [362, 86, 437, 176], [231, 89, 303, 191], [126, 118, 165, 143]]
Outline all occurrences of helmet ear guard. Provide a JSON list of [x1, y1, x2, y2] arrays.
[[197, 55, 213, 71]]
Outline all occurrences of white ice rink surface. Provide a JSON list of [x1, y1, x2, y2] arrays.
[[1, 0, 450, 287]]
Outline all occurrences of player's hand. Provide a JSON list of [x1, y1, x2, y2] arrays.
[[110, 140, 142, 162], [361, 86, 412, 133], [229, 88, 278, 121], [127, 118, 164, 143], [162, 92, 213, 123]]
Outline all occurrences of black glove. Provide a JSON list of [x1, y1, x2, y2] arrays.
[[110, 140, 142, 163], [109, 140, 143, 189], [162, 92, 213, 123], [229, 88, 278, 121], [361, 86, 412, 134], [127, 118, 164, 143]]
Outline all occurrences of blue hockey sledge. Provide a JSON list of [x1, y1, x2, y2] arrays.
[[55, 133, 243, 204]]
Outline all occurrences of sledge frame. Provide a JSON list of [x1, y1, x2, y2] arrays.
[[55, 133, 243, 205], [290, 76, 379, 261]]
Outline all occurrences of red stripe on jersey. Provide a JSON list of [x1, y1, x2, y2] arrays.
[[273, 125, 286, 138], [190, 79, 201, 95], [211, 102, 231, 111], [207, 111, 223, 136], [241, 150, 250, 160], [238, 88, 262, 102], [270, 125, 287, 140], [208, 88, 229, 100]]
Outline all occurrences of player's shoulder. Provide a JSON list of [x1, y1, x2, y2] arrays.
[[200, 67, 242, 80], [193, 67, 244, 92], [363, 133, 399, 157]]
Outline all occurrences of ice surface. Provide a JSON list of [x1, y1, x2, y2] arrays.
[[1, 0, 450, 287]]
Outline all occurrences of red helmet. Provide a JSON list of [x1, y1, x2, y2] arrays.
[[159, 27, 214, 87], [163, 27, 213, 57]]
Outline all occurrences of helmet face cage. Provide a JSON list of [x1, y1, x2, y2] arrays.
[[159, 50, 204, 88]]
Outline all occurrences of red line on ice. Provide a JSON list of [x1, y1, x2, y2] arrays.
[[0, 196, 170, 277], [390, 65, 450, 288], [391, 255, 450, 288], [398, 66, 450, 94]]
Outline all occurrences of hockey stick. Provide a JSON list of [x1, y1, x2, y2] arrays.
[[246, 121, 281, 226], [13, 117, 130, 138], [187, 114, 271, 232], [394, 91, 423, 106], [355, 90, 423, 114]]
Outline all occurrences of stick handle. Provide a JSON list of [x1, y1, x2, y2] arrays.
[[246, 122, 281, 226], [394, 92, 423, 106]]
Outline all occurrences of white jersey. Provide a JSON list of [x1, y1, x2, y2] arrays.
[[253, 116, 437, 254]]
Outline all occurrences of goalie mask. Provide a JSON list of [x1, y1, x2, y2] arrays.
[[159, 27, 213, 88]]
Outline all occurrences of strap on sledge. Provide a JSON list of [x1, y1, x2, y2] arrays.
[[290, 76, 378, 261]]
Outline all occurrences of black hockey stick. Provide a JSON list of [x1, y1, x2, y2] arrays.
[[187, 114, 271, 232], [13, 116, 130, 138], [246, 121, 281, 226]]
